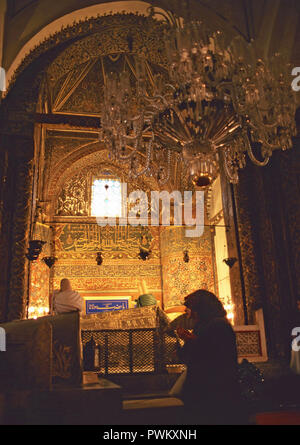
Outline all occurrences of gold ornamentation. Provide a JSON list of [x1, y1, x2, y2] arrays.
[[56, 173, 89, 216], [9, 14, 168, 93], [53, 223, 160, 260], [7, 156, 34, 321], [210, 209, 224, 226]]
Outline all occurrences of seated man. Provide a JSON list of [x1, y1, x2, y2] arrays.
[[52, 278, 84, 314]]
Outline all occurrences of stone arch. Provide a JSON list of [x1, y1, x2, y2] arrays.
[[5, 0, 244, 92], [5, 1, 157, 87]]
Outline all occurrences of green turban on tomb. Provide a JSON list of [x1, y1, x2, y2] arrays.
[[135, 294, 157, 307]]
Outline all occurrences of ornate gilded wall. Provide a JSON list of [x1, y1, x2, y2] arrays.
[[52, 223, 163, 303], [28, 224, 52, 316], [29, 257, 51, 313], [41, 129, 166, 304], [38, 117, 217, 309], [51, 221, 216, 308], [160, 225, 217, 308]]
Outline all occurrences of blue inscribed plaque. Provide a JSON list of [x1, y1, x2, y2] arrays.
[[86, 300, 129, 314]]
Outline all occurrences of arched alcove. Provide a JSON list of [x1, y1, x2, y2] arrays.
[[1, 8, 236, 321]]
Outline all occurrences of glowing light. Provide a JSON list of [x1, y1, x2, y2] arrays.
[[222, 296, 235, 325], [91, 179, 122, 217], [28, 306, 49, 319]]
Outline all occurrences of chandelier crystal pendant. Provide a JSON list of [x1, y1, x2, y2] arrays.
[[164, 21, 233, 103], [101, 61, 149, 161], [228, 38, 297, 160]]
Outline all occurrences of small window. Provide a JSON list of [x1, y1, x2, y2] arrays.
[[91, 178, 122, 217]]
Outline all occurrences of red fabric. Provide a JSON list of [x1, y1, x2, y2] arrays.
[[256, 411, 300, 425]]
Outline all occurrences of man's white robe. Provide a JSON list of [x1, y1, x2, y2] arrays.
[[52, 289, 84, 314]]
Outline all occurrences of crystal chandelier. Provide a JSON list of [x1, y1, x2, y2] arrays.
[[100, 55, 172, 185], [152, 97, 242, 184], [156, 16, 297, 184], [164, 22, 232, 103], [229, 38, 296, 155], [101, 58, 149, 160], [100, 11, 296, 188]]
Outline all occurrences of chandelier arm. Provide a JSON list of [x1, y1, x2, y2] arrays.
[[216, 81, 234, 91], [259, 139, 284, 150], [165, 84, 177, 91], [247, 115, 278, 129], [225, 85, 245, 115], [130, 166, 151, 178], [145, 112, 158, 120], [119, 149, 136, 161], [245, 136, 270, 166], [144, 95, 170, 106], [123, 130, 151, 141], [130, 114, 144, 122], [142, 124, 152, 132], [130, 137, 153, 178], [224, 85, 259, 117], [118, 136, 141, 161], [247, 119, 283, 150], [222, 149, 239, 184], [123, 135, 140, 141]]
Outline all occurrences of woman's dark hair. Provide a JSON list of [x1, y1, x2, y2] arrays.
[[184, 289, 227, 322]]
